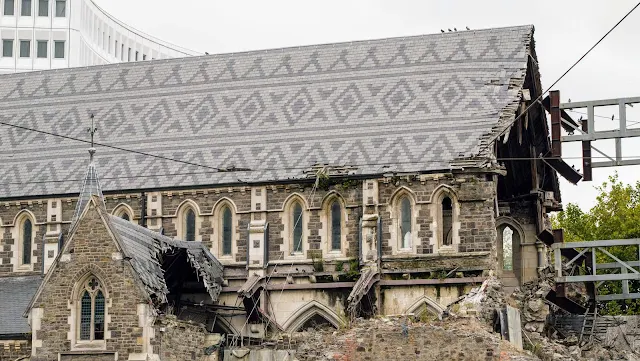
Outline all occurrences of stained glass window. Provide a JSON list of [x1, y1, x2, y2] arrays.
[[400, 197, 412, 249], [292, 202, 303, 253], [330, 201, 341, 251], [222, 207, 232, 255], [80, 291, 91, 340], [185, 208, 196, 242], [78, 277, 105, 341], [22, 219, 32, 265]]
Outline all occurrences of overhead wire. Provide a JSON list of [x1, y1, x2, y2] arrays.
[[0, 117, 225, 172], [482, 0, 640, 151], [4, 155, 640, 187]]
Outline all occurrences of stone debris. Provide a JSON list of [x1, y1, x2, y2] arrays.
[[291, 316, 537, 361]]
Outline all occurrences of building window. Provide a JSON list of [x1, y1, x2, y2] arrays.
[[292, 202, 303, 253], [54, 40, 64, 58], [142, 54, 146, 61], [78, 276, 105, 341], [127, 47, 131, 62], [135, 51, 139, 61], [21, 0, 30, 16], [54, 0, 64, 16], [121, 213, 130, 221], [114, 40, 118, 57], [19, 40, 30, 58], [185, 208, 196, 242], [441, 197, 453, 246], [108, 35, 111, 53], [4, 0, 14, 15], [37, 0, 46, 16], [222, 206, 232, 255], [36, 40, 47, 58], [2, 39, 13, 57], [399, 196, 412, 249], [330, 200, 342, 251], [120, 44, 123, 61], [21, 218, 32, 265]]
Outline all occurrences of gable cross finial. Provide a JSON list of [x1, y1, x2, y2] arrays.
[[88, 113, 97, 161]]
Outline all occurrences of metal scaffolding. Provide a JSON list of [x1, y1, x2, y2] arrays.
[[552, 238, 640, 301]]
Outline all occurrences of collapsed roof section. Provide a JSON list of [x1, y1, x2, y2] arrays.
[[109, 214, 224, 304]]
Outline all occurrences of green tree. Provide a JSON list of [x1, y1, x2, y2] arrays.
[[553, 174, 640, 315]]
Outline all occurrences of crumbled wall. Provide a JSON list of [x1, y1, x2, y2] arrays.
[[155, 317, 208, 361], [30, 203, 149, 361]]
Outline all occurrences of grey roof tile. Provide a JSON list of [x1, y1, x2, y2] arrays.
[[0, 25, 533, 199], [0, 275, 42, 335]]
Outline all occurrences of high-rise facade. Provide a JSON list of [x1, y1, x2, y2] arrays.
[[0, 0, 198, 74]]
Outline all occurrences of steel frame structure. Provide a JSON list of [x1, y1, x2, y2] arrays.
[[552, 239, 640, 301], [558, 95, 640, 181]]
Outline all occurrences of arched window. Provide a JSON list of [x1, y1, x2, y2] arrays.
[[400, 197, 412, 249], [441, 197, 453, 246], [22, 218, 32, 265], [292, 202, 303, 253], [502, 226, 514, 271], [222, 206, 232, 256], [121, 213, 130, 221], [330, 201, 342, 251], [78, 276, 105, 341], [185, 208, 196, 242]]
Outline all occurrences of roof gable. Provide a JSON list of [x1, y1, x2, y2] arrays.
[[0, 25, 534, 199]]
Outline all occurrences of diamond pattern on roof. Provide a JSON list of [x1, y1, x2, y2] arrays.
[[0, 25, 533, 199]]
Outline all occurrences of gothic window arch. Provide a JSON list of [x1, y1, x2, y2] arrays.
[[185, 208, 196, 242], [21, 218, 33, 265], [77, 276, 106, 342], [330, 200, 342, 252], [282, 194, 308, 257], [431, 187, 460, 252], [399, 196, 412, 250], [176, 200, 200, 243], [112, 204, 133, 222], [14, 212, 36, 270], [292, 201, 304, 253], [213, 199, 237, 258], [222, 206, 233, 255]]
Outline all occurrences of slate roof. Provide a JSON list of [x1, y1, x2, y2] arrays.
[[108, 214, 224, 303], [0, 25, 534, 199], [0, 275, 42, 336]]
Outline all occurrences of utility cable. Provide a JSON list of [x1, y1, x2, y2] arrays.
[[4, 156, 640, 187], [0, 118, 225, 172], [483, 0, 640, 150]]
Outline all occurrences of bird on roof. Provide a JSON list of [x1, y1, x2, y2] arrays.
[[454, 28, 457, 31], [448, 29, 452, 32], [466, 26, 470, 30], [441, 29, 445, 33]]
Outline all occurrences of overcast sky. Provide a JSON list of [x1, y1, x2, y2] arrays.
[[95, 0, 640, 210]]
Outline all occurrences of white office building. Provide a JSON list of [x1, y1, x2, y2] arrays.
[[0, 0, 199, 74]]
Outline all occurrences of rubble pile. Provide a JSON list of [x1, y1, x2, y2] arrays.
[[507, 269, 639, 361], [292, 316, 537, 361]]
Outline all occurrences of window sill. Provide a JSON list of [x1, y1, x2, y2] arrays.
[[72, 340, 106, 351], [15, 265, 34, 272]]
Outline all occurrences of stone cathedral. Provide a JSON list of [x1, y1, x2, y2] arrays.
[[0, 25, 580, 360]]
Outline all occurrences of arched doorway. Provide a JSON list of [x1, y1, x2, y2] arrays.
[[496, 218, 523, 291]]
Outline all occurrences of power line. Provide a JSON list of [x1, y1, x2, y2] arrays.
[[566, 109, 640, 127], [0, 117, 226, 172], [485, 1, 640, 149], [3, 156, 640, 187]]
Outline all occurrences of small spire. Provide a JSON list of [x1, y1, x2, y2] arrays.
[[70, 114, 105, 231]]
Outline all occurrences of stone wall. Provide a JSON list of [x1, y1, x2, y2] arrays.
[[0, 340, 30, 361], [30, 202, 150, 361], [155, 317, 209, 361]]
